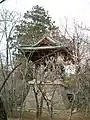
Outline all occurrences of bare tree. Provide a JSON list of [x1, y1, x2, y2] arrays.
[[25, 54, 68, 120], [61, 20, 90, 120], [0, 8, 22, 119], [0, 8, 20, 71]]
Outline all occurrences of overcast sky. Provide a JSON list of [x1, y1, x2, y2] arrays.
[[0, 0, 90, 27], [0, 0, 90, 52]]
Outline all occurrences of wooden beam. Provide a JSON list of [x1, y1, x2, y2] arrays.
[[20, 46, 67, 50]]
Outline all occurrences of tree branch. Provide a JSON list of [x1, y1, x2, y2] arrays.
[[0, 0, 6, 4], [0, 62, 22, 93]]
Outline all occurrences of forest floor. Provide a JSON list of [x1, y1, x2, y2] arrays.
[[8, 111, 90, 120]]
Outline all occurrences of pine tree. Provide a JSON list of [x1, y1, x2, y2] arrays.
[[15, 5, 55, 45]]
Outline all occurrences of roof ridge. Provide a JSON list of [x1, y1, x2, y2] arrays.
[[33, 36, 57, 46]]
